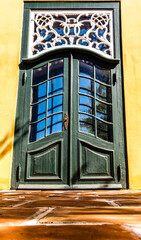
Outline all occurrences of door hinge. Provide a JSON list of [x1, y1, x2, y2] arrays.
[[117, 165, 121, 182], [16, 166, 21, 182], [113, 73, 116, 86]]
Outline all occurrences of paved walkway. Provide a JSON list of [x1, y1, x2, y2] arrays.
[[0, 190, 141, 239]]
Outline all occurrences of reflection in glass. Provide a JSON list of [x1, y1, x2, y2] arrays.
[[48, 95, 63, 115], [96, 101, 112, 122], [79, 105, 93, 115], [29, 58, 64, 142], [32, 82, 47, 103], [79, 77, 94, 96], [79, 60, 93, 78], [49, 59, 63, 78], [30, 119, 46, 142], [47, 113, 62, 135], [32, 65, 47, 85], [95, 65, 110, 84], [97, 120, 113, 142], [48, 77, 63, 96], [31, 101, 46, 122], [78, 59, 113, 142], [79, 95, 94, 112], [79, 114, 94, 134], [96, 82, 112, 103]]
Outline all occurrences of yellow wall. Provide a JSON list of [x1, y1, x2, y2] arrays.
[[121, 0, 141, 189], [0, 0, 141, 189], [0, 0, 23, 189]]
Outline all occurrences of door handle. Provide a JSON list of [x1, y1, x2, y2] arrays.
[[63, 113, 69, 130]]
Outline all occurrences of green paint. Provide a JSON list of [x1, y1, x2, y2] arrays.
[[11, 1, 127, 189]]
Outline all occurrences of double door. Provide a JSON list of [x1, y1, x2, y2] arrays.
[[17, 51, 126, 189]]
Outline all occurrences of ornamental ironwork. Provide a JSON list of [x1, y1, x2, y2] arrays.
[[28, 10, 114, 58]]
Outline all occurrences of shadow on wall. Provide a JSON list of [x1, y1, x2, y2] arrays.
[[0, 129, 13, 160], [0, 118, 28, 161]]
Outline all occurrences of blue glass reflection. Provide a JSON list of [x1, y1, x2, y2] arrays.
[[79, 91, 95, 114], [47, 113, 62, 135], [31, 101, 46, 122], [48, 77, 63, 96], [30, 119, 45, 142], [32, 82, 47, 103], [79, 77, 94, 96], [48, 95, 63, 115]]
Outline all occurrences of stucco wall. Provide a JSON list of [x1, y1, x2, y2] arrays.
[[121, 0, 141, 189], [0, 0, 23, 189], [0, 0, 141, 189]]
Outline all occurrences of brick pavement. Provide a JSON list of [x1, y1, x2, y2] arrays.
[[0, 190, 141, 239]]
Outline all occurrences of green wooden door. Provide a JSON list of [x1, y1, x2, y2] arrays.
[[17, 51, 126, 189], [71, 52, 126, 188]]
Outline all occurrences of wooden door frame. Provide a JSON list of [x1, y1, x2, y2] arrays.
[[11, 1, 128, 189]]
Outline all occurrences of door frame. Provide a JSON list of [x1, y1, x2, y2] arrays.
[[11, 1, 128, 189]]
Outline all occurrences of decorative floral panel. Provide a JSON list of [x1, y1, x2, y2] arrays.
[[28, 10, 114, 58]]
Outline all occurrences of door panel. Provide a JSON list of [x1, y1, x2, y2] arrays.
[[26, 141, 62, 181], [79, 141, 114, 180], [17, 51, 126, 189]]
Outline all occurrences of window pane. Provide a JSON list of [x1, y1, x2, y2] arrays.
[[31, 101, 46, 122], [79, 77, 94, 96], [47, 113, 62, 135], [96, 101, 112, 122], [48, 95, 63, 115], [79, 60, 93, 78], [32, 65, 47, 85], [79, 113, 95, 134], [49, 59, 63, 78], [97, 120, 113, 142], [95, 65, 110, 84], [32, 82, 47, 103], [48, 77, 63, 96], [29, 119, 46, 142], [96, 82, 112, 103], [79, 95, 94, 115]]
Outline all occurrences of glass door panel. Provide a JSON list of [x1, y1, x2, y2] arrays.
[[78, 59, 113, 142], [29, 59, 64, 142]]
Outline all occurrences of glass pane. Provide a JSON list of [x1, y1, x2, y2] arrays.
[[48, 95, 63, 115], [48, 77, 63, 96], [47, 113, 62, 135], [96, 82, 112, 103], [79, 60, 93, 78], [79, 95, 94, 115], [95, 65, 110, 84], [30, 119, 46, 142], [32, 65, 47, 85], [32, 82, 47, 103], [49, 59, 63, 78], [79, 113, 94, 134], [96, 101, 112, 122], [79, 77, 94, 96], [31, 101, 46, 122], [97, 120, 113, 142]]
